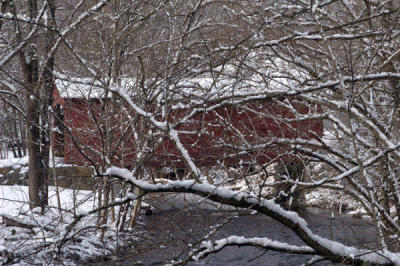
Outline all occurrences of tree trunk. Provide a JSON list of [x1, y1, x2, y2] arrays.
[[20, 0, 56, 211], [275, 161, 306, 209], [20, 113, 27, 156], [27, 85, 47, 209], [12, 108, 23, 158]]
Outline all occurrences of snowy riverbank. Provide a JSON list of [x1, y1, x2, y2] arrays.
[[0, 154, 370, 264], [0, 179, 371, 265]]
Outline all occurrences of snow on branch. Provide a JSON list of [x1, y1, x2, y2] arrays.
[[0, 3, 46, 69], [39, 0, 111, 81], [191, 236, 316, 262], [253, 9, 396, 48], [295, 143, 400, 187]]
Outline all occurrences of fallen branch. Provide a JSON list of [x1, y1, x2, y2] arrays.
[[0, 214, 56, 233]]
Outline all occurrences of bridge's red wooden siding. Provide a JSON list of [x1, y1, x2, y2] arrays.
[[52, 86, 323, 169], [154, 100, 322, 168]]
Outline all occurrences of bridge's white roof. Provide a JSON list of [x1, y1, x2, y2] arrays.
[[55, 78, 107, 99], [54, 59, 299, 101]]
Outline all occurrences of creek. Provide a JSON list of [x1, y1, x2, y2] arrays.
[[110, 206, 378, 266]]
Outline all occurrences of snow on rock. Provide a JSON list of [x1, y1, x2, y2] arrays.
[[0, 154, 68, 169], [0, 156, 28, 168]]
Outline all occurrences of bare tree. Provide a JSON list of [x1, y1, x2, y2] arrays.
[[2, 0, 400, 265], [0, 0, 111, 209], [98, 0, 400, 264]]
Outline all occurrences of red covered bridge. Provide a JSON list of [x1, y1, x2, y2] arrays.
[[52, 79, 323, 171]]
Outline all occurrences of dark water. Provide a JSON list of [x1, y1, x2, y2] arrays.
[[108, 207, 377, 266]]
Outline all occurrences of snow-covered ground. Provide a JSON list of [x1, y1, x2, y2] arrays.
[[0, 185, 128, 265], [0, 185, 94, 217]]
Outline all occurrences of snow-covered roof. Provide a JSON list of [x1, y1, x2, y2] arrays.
[[55, 76, 271, 101], [54, 79, 106, 99], [54, 77, 139, 99], [175, 76, 273, 100], [54, 59, 299, 101]]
